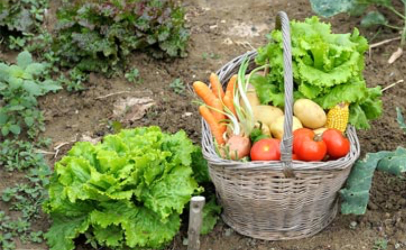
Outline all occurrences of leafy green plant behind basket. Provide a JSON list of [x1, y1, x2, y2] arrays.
[[0, 0, 49, 50], [252, 16, 382, 129], [54, 0, 190, 73]]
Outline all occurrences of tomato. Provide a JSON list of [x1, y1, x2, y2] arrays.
[[322, 128, 351, 159], [293, 128, 315, 154], [296, 136, 327, 161], [250, 138, 281, 161], [292, 153, 299, 160]]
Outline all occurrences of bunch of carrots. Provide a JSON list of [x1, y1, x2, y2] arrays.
[[193, 56, 262, 160], [193, 73, 237, 145]]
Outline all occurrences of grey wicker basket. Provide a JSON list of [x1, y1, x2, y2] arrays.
[[201, 12, 361, 240]]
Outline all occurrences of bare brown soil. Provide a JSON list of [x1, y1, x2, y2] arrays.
[[1, 0, 406, 249]]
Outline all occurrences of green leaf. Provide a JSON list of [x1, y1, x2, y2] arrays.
[[9, 124, 21, 135], [24, 116, 35, 127], [1, 126, 9, 136], [45, 215, 90, 250], [191, 147, 211, 183], [340, 151, 392, 215], [376, 147, 406, 175], [122, 207, 180, 249], [25, 63, 46, 76], [17, 51, 33, 69], [41, 79, 62, 93], [396, 107, 406, 133], [23, 81, 42, 96], [201, 196, 221, 235], [360, 11, 387, 28], [309, 0, 355, 17], [0, 111, 9, 125]]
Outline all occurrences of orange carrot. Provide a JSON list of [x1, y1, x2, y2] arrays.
[[223, 91, 236, 117], [211, 98, 227, 134], [193, 81, 217, 107], [226, 74, 237, 95], [210, 73, 225, 99], [199, 105, 225, 145]]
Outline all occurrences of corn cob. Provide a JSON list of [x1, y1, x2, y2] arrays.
[[326, 102, 349, 133]]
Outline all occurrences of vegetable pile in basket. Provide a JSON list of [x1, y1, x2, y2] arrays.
[[194, 17, 382, 162]]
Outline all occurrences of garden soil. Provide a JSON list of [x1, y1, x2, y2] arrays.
[[1, 0, 406, 249]]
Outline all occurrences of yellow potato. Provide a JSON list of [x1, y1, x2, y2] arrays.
[[253, 105, 284, 128], [254, 122, 271, 136], [313, 127, 328, 135], [293, 99, 327, 129], [270, 115, 303, 139], [246, 90, 260, 107]]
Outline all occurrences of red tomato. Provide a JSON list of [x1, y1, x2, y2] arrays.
[[322, 129, 351, 159], [250, 138, 281, 161], [292, 153, 299, 160], [293, 128, 315, 154], [295, 136, 327, 161]]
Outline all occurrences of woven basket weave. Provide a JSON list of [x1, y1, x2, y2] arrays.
[[201, 12, 361, 240]]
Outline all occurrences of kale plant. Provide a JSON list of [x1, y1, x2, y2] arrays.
[[54, 0, 190, 73]]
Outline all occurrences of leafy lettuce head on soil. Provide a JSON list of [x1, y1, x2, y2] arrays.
[[43, 126, 205, 250], [253, 16, 382, 129]]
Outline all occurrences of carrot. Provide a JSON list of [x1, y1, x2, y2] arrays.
[[210, 73, 225, 99], [199, 105, 225, 145], [211, 98, 227, 134], [223, 91, 236, 117], [226, 74, 237, 95], [193, 81, 217, 107]]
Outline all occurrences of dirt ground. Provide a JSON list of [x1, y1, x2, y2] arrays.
[[1, 0, 406, 249]]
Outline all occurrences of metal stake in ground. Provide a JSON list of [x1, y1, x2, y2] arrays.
[[187, 196, 206, 250]]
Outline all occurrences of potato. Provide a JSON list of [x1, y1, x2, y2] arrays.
[[313, 127, 328, 135], [270, 115, 303, 139], [253, 105, 284, 128], [244, 90, 260, 107], [254, 121, 271, 136], [293, 99, 327, 129]]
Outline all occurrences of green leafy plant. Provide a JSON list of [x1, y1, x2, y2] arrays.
[[252, 16, 382, 129], [340, 107, 406, 215], [0, 0, 49, 49], [0, 51, 62, 139], [0, 139, 51, 250], [124, 68, 142, 84], [58, 67, 88, 92], [373, 238, 388, 250], [53, 0, 190, 73], [43, 126, 212, 250], [310, 0, 406, 47], [170, 78, 186, 95]]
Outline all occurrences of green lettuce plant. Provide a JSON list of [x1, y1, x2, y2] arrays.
[[43, 126, 214, 250], [252, 16, 382, 129], [54, 0, 190, 73]]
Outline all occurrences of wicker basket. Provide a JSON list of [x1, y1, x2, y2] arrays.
[[201, 12, 361, 240]]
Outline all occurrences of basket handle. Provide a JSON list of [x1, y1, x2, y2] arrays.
[[275, 11, 294, 178]]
